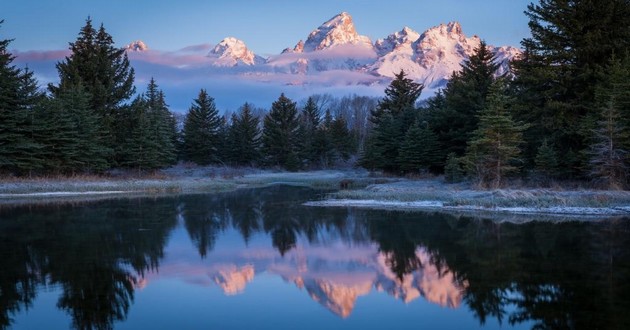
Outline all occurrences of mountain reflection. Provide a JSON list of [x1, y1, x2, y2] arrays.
[[1, 185, 629, 329]]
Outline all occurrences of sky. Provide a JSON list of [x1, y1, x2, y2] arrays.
[[1, 0, 531, 54], [0, 0, 533, 112]]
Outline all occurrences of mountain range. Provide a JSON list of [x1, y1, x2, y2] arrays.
[[126, 12, 520, 89]]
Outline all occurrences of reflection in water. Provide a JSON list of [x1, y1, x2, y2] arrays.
[[1, 186, 629, 329]]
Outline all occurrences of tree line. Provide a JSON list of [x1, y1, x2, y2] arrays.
[[361, 0, 630, 189], [0, 18, 357, 175], [2, 0, 630, 189]]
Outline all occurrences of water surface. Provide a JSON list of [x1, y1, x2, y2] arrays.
[[1, 185, 629, 329]]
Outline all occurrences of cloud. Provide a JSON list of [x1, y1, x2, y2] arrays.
[[10, 45, 390, 114]]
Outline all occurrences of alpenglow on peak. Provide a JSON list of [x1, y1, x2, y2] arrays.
[[302, 12, 373, 52], [207, 37, 265, 66]]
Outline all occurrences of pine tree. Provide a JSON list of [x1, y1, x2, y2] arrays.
[[262, 93, 301, 170], [396, 121, 441, 173], [145, 79, 177, 167], [444, 153, 463, 183], [588, 56, 630, 189], [512, 0, 630, 178], [430, 41, 498, 157], [319, 113, 354, 167], [534, 140, 559, 179], [230, 103, 261, 166], [0, 24, 44, 175], [361, 70, 423, 172], [41, 85, 109, 173], [298, 97, 321, 167], [465, 80, 527, 188], [49, 18, 135, 166], [182, 89, 221, 165]]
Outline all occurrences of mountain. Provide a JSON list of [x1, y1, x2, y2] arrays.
[[207, 37, 265, 67], [267, 12, 377, 75], [302, 12, 373, 52], [128, 12, 520, 89], [125, 40, 149, 52], [371, 22, 520, 87]]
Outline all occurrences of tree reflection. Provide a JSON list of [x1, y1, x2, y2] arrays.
[[0, 197, 178, 329], [1, 186, 630, 329]]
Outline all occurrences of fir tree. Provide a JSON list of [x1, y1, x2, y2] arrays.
[[41, 85, 109, 173], [117, 79, 176, 170], [298, 97, 321, 167], [182, 89, 221, 165], [534, 140, 559, 179], [361, 70, 423, 172], [49, 18, 135, 165], [230, 103, 261, 166], [146, 79, 177, 167], [512, 0, 630, 178], [444, 153, 463, 183], [465, 80, 527, 188], [588, 56, 630, 189], [430, 41, 498, 157], [320, 113, 354, 166], [396, 121, 441, 173], [0, 25, 44, 175], [262, 93, 301, 170]]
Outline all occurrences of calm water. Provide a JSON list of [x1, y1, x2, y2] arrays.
[[1, 185, 629, 330]]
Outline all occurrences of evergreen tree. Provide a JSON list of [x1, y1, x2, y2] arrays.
[[41, 85, 109, 173], [49, 18, 135, 165], [298, 97, 321, 167], [396, 121, 441, 173], [230, 103, 261, 166], [117, 79, 176, 170], [262, 93, 301, 170], [588, 56, 630, 189], [119, 97, 160, 170], [0, 25, 44, 175], [361, 70, 423, 172], [534, 140, 559, 179], [319, 112, 354, 167], [512, 0, 630, 178], [430, 41, 498, 157], [216, 115, 230, 164], [465, 80, 527, 188], [145, 79, 177, 167], [444, 153, 463, 183], [182, 89, 221, 165]]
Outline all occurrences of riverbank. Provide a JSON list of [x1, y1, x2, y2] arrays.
[[2, 168, 629, 219], [306, 178, 630, 219], [0, 167, 373, 202]]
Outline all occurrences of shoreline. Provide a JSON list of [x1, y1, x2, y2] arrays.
[[304, 199, 630, 218], [1, 169, 629, 220]]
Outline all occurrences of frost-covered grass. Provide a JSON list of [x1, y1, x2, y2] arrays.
[[0, 166, 372, 201], [315, 178, 630, 218]]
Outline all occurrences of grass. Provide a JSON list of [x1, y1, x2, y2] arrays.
[[326, 179, 630, 212]]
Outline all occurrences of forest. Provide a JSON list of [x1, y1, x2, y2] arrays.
[[1, 0, 630, 190]]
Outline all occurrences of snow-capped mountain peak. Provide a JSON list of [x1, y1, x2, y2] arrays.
[[302, 12, 373, 52], [369, 20, 520, 88], [375, 26, 420, 56], [125, 40, 149, 52], [207, 37, 265, 66], [282, 40, 305, 54]]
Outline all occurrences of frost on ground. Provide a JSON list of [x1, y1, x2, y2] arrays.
[[0, 165, 369, 202], [307, 178, 630, 219]]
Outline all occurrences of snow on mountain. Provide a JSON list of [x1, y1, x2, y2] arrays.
[[207, 37, 266, 67], [268, 12, 376, 75], [371, 21, 520, 88], [125, 40, 149, 52], [302, 12, 373, 52], [125, 12, 520, 92]]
